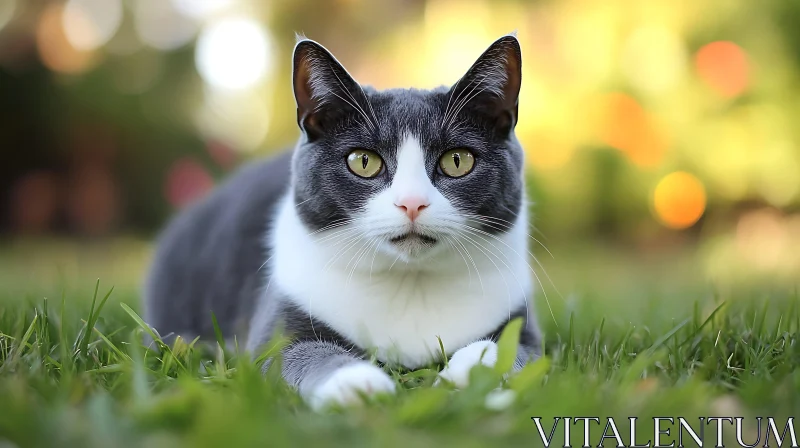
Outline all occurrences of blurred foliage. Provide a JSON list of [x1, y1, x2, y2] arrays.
[[0, 0, 798, 282]]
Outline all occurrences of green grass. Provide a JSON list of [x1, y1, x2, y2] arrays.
[[0, 243, 798, 447]]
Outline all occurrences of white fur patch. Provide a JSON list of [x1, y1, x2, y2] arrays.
[[437, 340, 498, 388], [390, 135, 433, 203], [307, 362, 395, 411], [269, 134, 533, 369]]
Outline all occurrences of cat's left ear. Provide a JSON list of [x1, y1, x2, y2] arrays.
[[292, 37, 368, 140], [448, 34, 522, 136]]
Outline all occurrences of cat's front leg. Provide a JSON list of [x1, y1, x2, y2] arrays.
[[437, 311, 541, 388], [249, 299, 397, 410], [436, 341, 540, 388], [281, 340, 396, 411], [436, 339, 498, 388]]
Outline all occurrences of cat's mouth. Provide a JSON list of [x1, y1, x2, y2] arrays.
[[389, 232, 438, 246]]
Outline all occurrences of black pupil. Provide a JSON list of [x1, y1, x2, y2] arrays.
[[361, 153, 369, 170], [453, 152, 461, 169]]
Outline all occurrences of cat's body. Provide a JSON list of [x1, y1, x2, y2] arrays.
[[144, 153, 292, 343], [145, 35, 541, 410]]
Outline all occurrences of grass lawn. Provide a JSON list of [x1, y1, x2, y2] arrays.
[[0, 239, 798, 447]]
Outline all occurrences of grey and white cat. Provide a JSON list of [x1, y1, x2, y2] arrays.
[[144, 34, 541, 410]]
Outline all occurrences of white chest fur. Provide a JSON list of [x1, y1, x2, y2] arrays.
[[268, 195, 533, 369]]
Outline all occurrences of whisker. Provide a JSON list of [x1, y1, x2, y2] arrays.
[[455, 231, 515, 320], [387, 253, 402, 272], [444, 72, 493, 128], [323, 232, 366, 272], [329, 63, 377, 132], [294, 196, 315, 207], [461, 217, 558, 286], [357, 84, 380, 131], [442, 71, 490, 128], [314, 226, 361, 245], [307, 218, 359, 237], [435, 214, 560, 327], [462, 218, 562, 296], [444, 235, 473, 287], [445, 84, 490, 129], [459, 213, 556, 260], [345, 237, 377, 287], [256, 254, 274, 274], [451, 234, 484, 298], [466, 229, 532, 325], [456, 223, 551, 326], [369, 237, 383, 281], [441, 74, 467, 129], [328, 90, 373, 134], [352, 237, 381, 282], [440, 197, 550, 254]]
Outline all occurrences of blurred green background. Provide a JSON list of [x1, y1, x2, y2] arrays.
[[0, 0, 798, 302]]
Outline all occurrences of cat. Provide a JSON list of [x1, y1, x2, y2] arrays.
[[144, 33, 542, 410]]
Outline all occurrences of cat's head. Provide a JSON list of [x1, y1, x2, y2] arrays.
[[290, 34, 526, 264]]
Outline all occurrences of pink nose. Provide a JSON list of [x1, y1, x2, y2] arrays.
[[395, 196, 430, 221]]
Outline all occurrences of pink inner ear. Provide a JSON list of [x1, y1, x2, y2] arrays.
[[293, 44, 319, 113]]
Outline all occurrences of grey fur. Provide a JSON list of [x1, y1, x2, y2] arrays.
[[144, 34, 540, 396], [144, 151, 292, 344]]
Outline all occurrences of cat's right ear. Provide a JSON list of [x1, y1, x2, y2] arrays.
[[292, 38, 364, 140]]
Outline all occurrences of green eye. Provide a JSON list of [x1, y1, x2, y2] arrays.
[[346, 149, 383, 178], [439, 148, 475, 178]]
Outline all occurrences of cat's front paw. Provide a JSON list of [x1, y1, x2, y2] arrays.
[[308, 362, 396, 411], [437, 340, 498, 389]]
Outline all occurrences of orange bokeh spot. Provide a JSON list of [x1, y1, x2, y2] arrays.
[[695, 41, 749, 98], [36, 4, 96, 74], [653, 171, 707, 229], [597, 93, 667, 167], [522, 133, 575, 171]]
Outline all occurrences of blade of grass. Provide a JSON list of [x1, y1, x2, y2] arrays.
[[494, 317, 523, 375], [679, 302, 726, 347], [120, 303, 186, 373], [77, 281, 114, 358], [10, 314, 38, 364], [646, 319, 689, 356], [210, 312, 226, 352]]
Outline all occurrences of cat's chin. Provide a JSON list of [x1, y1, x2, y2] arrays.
[[385, 232, 442, 261]]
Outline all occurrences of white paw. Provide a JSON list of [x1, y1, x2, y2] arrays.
[[484, 388, 517, 411], [308, 362, 396, 411], [437, 340, 498, 389]]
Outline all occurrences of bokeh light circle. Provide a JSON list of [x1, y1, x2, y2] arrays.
[[195, 18, 273, 90], [597, 93, 667, 167], [195, 87, 270, 152], [171, 0, 233, 19], [62, 0, 123, 51], [621, 25, 687, 94], [653, 171, 707, 229], [695, 41, 749, 98], [37, 4, 97, 74], [134, 0, 197, 51]]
